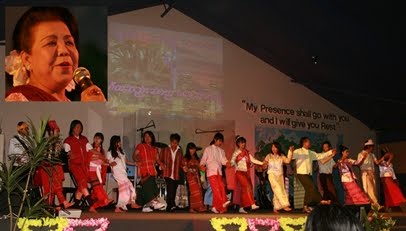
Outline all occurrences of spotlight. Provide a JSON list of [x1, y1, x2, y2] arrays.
[[312, 55, 319, 64]]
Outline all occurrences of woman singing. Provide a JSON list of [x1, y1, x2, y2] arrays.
[[5, 7, 105, 101]]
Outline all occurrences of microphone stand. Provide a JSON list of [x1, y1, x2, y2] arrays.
[[136, 120, 156, 140]]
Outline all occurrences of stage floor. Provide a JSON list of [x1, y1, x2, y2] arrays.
[[78, 208, 406, 231], [1, 208, 406, 230]]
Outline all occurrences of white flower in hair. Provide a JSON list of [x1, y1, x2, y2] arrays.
[[5, 49, 76, 92], [5, 50, 28, 86]]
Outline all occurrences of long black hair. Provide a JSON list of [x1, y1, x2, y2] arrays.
[[93, 132, 105, 154], [142, 130, 156, 146], [339, 145, 349, 155], [184, 142, 199, 161], [305, 204, 364, 231], [109, 135, 123, 159], [271, 142, 283, 155], [68, 120, 83, 136]]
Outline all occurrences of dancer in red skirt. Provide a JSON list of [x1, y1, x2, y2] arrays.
[[335, 145, 370, 205], [34, 120, 74, 209], [88, 132, 114, 212], [379, 148, 406, 211], [182, 142, 207, 213], [231, 136, 263, 213]]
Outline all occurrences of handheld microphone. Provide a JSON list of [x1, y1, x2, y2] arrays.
[[73, 67, 93, 92]]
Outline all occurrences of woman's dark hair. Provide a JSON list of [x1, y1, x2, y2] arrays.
[[170, 133, 181, 142], [300, 137, 310, 147], [235, 135, 246, 147], [142, 130, 156, 146], [210, 132, 224, 145], [184, 142, 199, 161], [13, 7, 79, 53], [68, 120, 83, 136], [271, 142, 283, 154], [108, 135, 122, 159], [339, 145, 349, 155], [322, 141, 331, 149], [93, 132, 105, 154], [305, 204, 364, 231]]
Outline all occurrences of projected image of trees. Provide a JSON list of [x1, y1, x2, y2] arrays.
[[107, 23, 224, 118]]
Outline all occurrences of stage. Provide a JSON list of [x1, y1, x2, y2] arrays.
[[1, 208, 406, 230], [66, 208, 406, 230]]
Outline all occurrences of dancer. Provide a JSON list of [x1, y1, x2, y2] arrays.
[[182, 142, 207, 213], [292, 137, 336, 213], [34, 120, 74, 209], [106, 135, 140, 212], [88, 132, 113, 212], [230, 135, 262, 213], [335, 145, 370, 205], [160, 133, 183, 212], [200, 132, 231, 213], [132, 131, 165, 212], [8, 122, 30, 167], [263, 142, 293, 213], [357, 139, 384, 208], [379, 148, 406, 211], [63, 120, 93, 208], [318, 141, 338, 203]]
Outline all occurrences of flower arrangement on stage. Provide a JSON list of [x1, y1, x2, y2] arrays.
[[210, 217, 248, 231], [17, 217, 68, 231], [363, 205, 396, 231], [17, 217, 110, 231], [247, 218, 280, 231], [210, 217, 307, 231], [278, 217, 307, 231]]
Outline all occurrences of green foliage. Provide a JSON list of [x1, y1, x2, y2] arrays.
[[0, 118, 60, 231], [363, 206, 396, 231]]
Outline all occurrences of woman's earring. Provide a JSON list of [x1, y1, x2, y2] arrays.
[[25, 64, 31, 71]]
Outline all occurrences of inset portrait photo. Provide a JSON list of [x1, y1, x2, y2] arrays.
[[4, 6, 107, 102]]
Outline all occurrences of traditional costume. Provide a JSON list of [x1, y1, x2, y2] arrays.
[[63, 135, 92, 194], [183, 157, 206, 212], [89, 146, 110, 210], [231, 149, 262, 209], [135, 143, 161, 207], [337, 159, 370, 205], [160, 145, 183, 211], [200, 144, 229, 213], [6, 85, 62, 101], [379, 160, 406, 208], [292, 147, 333, 207], [264, 152, 292, 210], [357, 149, 379, 206], [106, 150, 136, 211]]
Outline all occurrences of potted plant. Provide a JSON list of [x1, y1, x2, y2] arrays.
[[0, 118, 60, 231]]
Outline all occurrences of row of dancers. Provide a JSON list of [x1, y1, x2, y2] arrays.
[[7, 119, 406, 214]]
